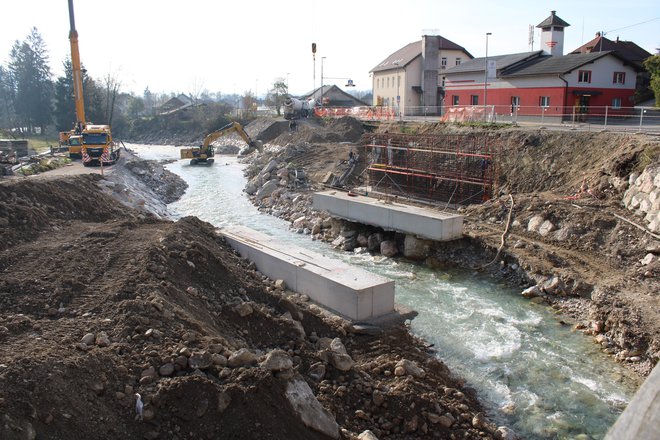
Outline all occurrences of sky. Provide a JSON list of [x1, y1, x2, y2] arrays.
[[1, 0, 658, 98]]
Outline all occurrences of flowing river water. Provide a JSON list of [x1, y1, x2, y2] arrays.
[[130, 145, 637, 439]]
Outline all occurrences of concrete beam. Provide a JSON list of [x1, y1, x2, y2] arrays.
[[220, 226, 395, 321], [313, 190, 464, 241], [605, 362, 660, 440]]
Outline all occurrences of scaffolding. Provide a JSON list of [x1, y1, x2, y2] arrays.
[[359, 132, 496, 205]]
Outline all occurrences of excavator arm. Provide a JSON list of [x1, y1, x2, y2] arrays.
[[202, 122, 258, 150]]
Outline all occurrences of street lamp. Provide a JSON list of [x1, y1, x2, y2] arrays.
[[393, 61, 401, 120], [484, 32, 492, 110]]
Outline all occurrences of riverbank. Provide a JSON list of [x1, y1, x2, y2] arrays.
[[0, 151, 505, 438], [238, 118, 659, 379]]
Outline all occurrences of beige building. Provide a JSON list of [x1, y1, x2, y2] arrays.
[[371, 35, 473, 116]]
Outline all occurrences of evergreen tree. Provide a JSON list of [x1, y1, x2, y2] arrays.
[[0, 66, 16, 129], [7, 28, 53, 134]]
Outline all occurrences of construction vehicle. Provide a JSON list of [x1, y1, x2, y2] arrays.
[[284, 97, 316, 120], [81, 124, 120, 166], [180, 122, 262, 165], [62, 0, 87, 160]]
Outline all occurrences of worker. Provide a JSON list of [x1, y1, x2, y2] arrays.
[[289, 120, 297, 132]]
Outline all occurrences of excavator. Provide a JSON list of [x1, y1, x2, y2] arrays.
[[180, 122, 262, 165]]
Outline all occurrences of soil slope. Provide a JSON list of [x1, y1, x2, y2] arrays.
[[0, 174, 498, 440]]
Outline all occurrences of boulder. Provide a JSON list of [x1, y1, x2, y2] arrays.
[[521, 285, 542, 298], [285, 378, 339, 439], [256, 180, 279, 200], [367, 233, 384, 252], [261, 159, 278, 174], [358, 430, 379, 440], [227, 348, 257, 368], [380, 240, 399, 257], [188, 351, 213, 370], [260, 349, 293, 372], [403, 235, 431, 260], [395, 359, 425, 378], [527, 215, 545, 233], [538, 220, 555, 237]]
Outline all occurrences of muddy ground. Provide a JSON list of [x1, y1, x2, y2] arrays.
[[0, 116, 658, 440]]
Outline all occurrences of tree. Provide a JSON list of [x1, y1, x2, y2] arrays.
[[127, 95, 145, 118], [643, 55, 660, 107], [8, 28, 53, 134], [241, 90, 256, 118], [53, 58, 76, 131], [266, 79, 288, 116], [0, 66, 16, 129]]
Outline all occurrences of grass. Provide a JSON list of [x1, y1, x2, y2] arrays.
[[27, 135, 59, 154], [635, 144, 660, 173]]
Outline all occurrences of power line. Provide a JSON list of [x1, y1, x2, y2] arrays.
[[604, 17, 660, 34]]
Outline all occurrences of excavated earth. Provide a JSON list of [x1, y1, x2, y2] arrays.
[[0, 152, 498, 438]]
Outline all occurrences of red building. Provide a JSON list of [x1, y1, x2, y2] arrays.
[[442, 11, 642, 119]]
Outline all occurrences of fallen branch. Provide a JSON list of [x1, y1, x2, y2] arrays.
[[479, 194, 515, 269], [613, 213, 660, 240]]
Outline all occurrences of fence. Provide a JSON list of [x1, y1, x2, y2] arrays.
[[314, 104, 660, 131]]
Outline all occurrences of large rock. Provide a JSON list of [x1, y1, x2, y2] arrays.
[[380, 240, 399, 257], [527, 215, 545, 233], [261, 159, 278, 174], [358, 430, 379, 440], [395, 359, 425, 378], [188, 351, 213, 370], [227, 348, 257, 368], [538, 220, 555, 236], [260, 349, 293, 372], [367, 233, 384, 252], [403, 235, 431, 260], [256, 180, 279, 200], [285, 378, 339, 439]]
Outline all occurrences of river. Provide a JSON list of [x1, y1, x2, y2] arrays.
[[130, 144, 637, 440]]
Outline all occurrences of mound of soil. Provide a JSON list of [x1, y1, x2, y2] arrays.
[[0, 174, 498, 440]]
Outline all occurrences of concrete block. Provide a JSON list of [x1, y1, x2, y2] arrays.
[[220, 226, 395, 320], [313, 191, 463, 241]]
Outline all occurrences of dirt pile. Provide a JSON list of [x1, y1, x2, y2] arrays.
[[0, 175, 500, 439]]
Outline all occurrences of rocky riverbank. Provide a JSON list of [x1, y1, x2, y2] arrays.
[[239, 119, 659, 379]]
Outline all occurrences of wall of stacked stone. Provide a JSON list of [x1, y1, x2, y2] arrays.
[[623, 164, 660, 233]]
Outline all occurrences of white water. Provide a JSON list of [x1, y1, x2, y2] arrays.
[[130, 145, 636, 440]]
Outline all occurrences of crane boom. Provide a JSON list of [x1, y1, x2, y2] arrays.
[[68, 0, 85, 127]]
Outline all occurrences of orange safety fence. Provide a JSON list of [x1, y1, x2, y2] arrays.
[[440, 106, 488, 123], [313, 106, 395, 120]]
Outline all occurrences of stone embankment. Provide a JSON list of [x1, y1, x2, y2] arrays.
[[623, 164, 660, 234]]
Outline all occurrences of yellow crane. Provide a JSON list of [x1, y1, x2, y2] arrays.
[[180, 122, 262, 165]]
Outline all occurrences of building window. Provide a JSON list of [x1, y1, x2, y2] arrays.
[[455, 58, 462, 66], [452, 95, 459, 106], [387, 77, 390, 88], [613, 72, 625, 84], [471, 95, 479, 105], [441, 57, 447, 69], [612, 98, 622, 109], [539, 96, 550, 107], [511, 96, 520, 107], [578, 70, 592, 83]]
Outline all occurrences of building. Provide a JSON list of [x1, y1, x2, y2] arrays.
[[304, 85, 370, 108], [442, 11, 642, 119], [570, 33, 652, 101], [371, 35, 473, 116]]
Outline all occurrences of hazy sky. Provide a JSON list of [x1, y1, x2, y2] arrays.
[[1, 0, 658, 97]]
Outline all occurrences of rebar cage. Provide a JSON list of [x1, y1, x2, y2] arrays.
[[359, 132, 496, 205]]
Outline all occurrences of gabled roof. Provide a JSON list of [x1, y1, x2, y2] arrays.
[[537, 10, 570, 28], [443, 50, 642, 78], [302, 85, 370, 107], [443, 51, 544, 75], [502, 51, 642, 77], [371, 36, 473, 73], [570, 35, 652, 65]]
